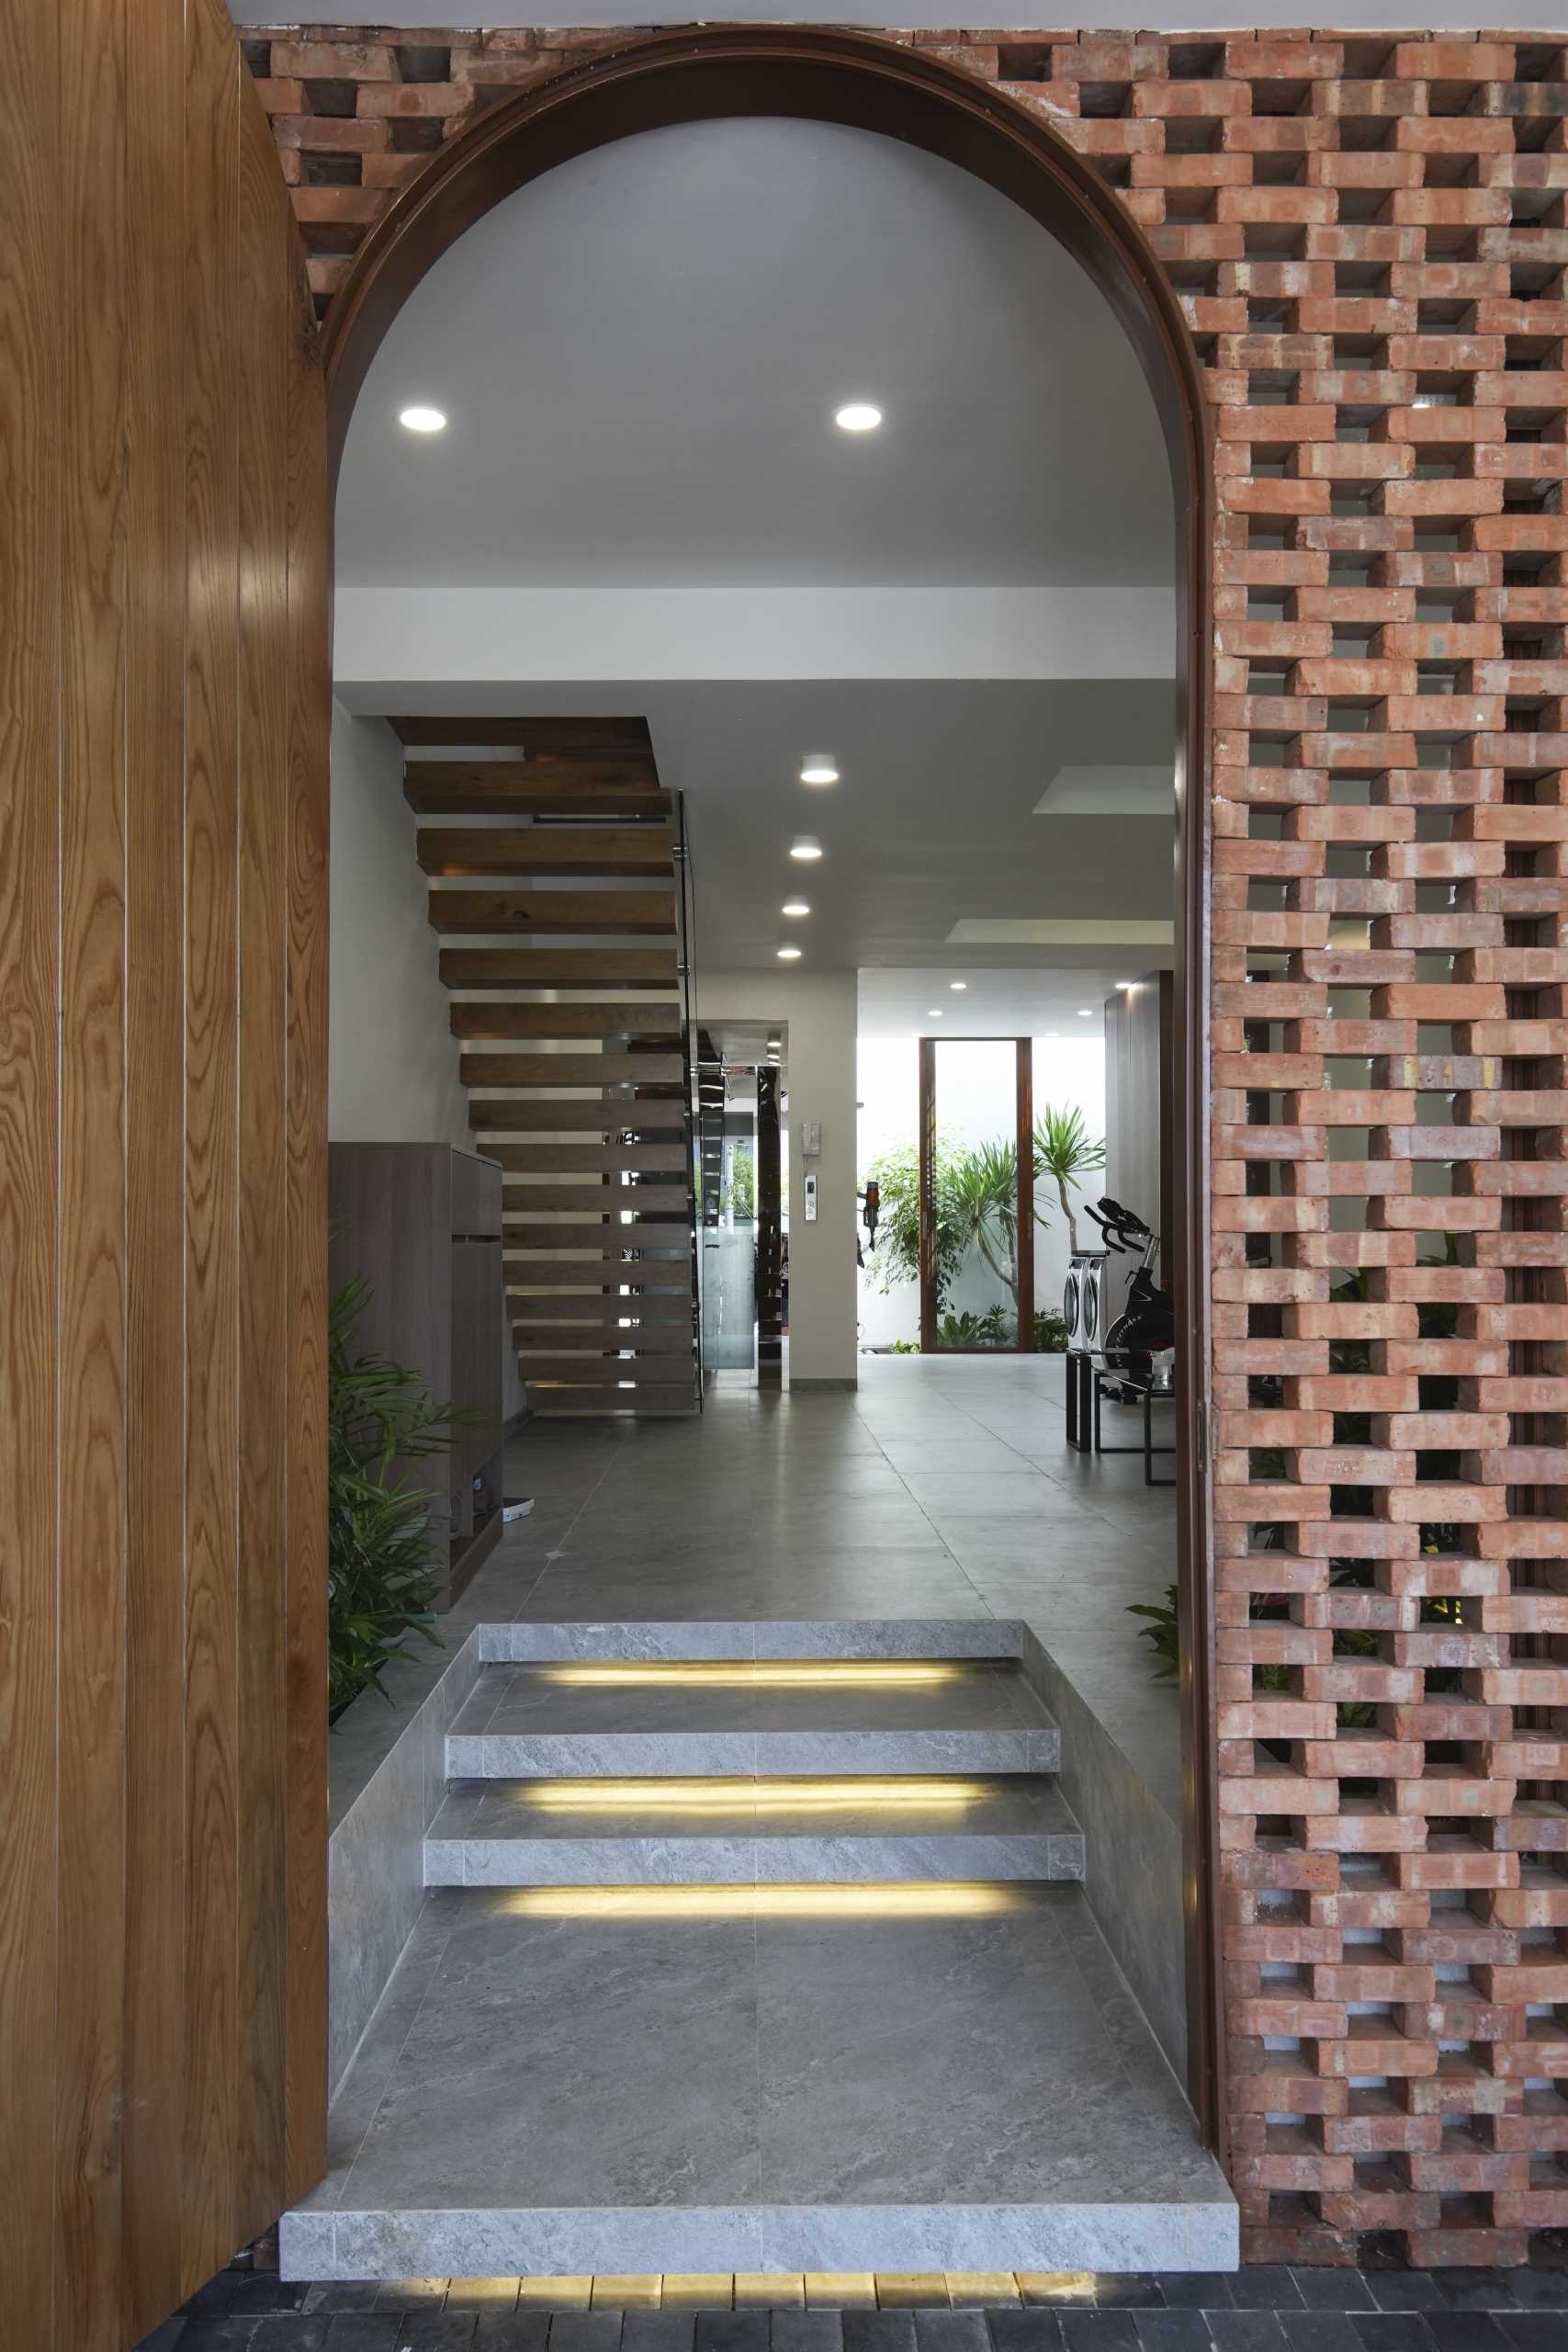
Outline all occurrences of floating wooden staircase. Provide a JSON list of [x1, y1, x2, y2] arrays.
[[395, 716, 698, 1418]]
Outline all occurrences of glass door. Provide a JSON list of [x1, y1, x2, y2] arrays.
[[918, 1035, 1035, 1352]]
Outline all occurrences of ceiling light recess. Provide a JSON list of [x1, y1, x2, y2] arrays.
[[833, 401, 883, 434], [776, 944, 802, 961], [781, 899, 810, 919], [789, 835, 823, 862], [950, 981, 967, 992], [1077, 1008, 1092, 1017], [800, 758, 839, 786], [399, 403, 447, 434]]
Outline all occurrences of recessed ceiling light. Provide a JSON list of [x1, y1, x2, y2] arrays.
[[789, 835, 823, 861], [781, 898, 810, 918], [800, 758, 839, 786], [399, 403, 447, 434], [1046, 1031, 1060, 1039], [1077, 1008, 1092, 1017], [950, 981, 967, 992], [928, 1009, 942, 1018], [833, 401, 883, 434], [776, 944, 802, 961], [1116, 978, 1136, 989]]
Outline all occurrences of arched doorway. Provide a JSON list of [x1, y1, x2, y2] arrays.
[[321, 23, 1222, 2155]]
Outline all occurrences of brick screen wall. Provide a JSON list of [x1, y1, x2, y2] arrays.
[[247, 22, 1568, 2267]]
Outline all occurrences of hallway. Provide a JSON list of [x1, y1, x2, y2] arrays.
[[482, 1356, 1180, 1807]]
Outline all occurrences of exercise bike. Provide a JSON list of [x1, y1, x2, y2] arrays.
[[1083, 1197, 1176, 1400]]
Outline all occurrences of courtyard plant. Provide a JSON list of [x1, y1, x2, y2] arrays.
[[327, 1270, 474, 1723]]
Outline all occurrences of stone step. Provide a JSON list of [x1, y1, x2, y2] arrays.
[[423, 1773, 1084, 1886], [443, 1661, 1061, 1781], [279, 1883, 1237, 2281]]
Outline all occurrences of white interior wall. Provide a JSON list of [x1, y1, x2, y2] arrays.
[[328, 700, 525, 1421], [856, 1033, 1107, 1348], [695, 968, 858, 1386]]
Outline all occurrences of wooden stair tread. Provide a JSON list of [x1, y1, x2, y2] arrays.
[[471, 1099, 686, 1133], [389, 715, 651, 755], [404, 758, 662, 815], [439, 948, 678, 988], [417, 826, 675, 877], [502, 1184, 690, 1213], [429, 888, 676, 935], [490, 1144, 688, 1173], [458, 1050, 684, 1088], [449, 1003, 682, 1041]]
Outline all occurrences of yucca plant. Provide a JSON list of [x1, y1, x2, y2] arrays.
[[327, 1271, 475, 1723], [1032, 1102, 1107, 1255]]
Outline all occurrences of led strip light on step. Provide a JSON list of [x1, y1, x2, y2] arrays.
[[514, 1777, 993, 1812], [500, 1883, 1037, 1918], [535, 1660, 981, 1688]]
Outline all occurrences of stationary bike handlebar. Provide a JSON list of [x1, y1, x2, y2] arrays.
[[1082, 1196, 1153, 1254]]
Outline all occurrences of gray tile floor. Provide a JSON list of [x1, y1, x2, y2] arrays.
[[477, 1356, 1179, 1812]]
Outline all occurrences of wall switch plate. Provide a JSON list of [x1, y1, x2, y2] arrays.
[[801, 1120, 822, 1159], [804, 1172, 818, 1223]]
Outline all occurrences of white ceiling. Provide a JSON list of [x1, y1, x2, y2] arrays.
[[858, 967, 1156, 1040], [333, 113, 1180, 992], [336, 119, 1171, 590]]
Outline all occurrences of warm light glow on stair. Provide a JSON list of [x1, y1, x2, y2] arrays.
[[537, 1660, 969, 1688], [517, 1777, 990, 1812], [502, 1883, 1030, 1919]]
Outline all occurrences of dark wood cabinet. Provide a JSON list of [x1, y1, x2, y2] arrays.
[[328, 1142, 506, 1610]]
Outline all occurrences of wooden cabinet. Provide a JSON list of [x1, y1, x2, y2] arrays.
[[328, 1143, 506, 1610]]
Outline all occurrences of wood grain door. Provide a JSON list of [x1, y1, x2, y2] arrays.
[[0, 0, 330, 2342]]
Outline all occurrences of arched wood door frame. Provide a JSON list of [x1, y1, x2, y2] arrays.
[[321, 23, 1223, 2154]]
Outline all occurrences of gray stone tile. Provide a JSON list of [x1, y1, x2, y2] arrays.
[[694, 2318, 769, 2352], [620, 2317, 695, 2352], [1278, 2320, 1363, 2352], [841, 2319, 916, 2352], [772, 2320, 843, 2352], [915, 2316, 991, 2352]]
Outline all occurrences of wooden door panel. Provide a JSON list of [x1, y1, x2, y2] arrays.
[[0, 0, 331, 2338]]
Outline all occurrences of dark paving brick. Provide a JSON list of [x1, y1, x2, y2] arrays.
[[326, 2323, 404, 2352], [1422, 2317, 1512, 2352], [378, 2284, 455, 2312], [986, 2313, 1066, 2350], [390, 2318, 479, 2350], [1349, 2321, 1439, 2352], [182, 2278, 243, 2318], [1156, 2281, 1233, 2312], [305, 2289, 388, 2316], [1362, 2281, 1445, 2318], [253, 2324, 328, 2352], [1090, 2282, 1165, 2313], [774, 2322, 845, 2352], [1059, 2317, 1140, 2352], [1427, 2271, 1514, 2314], [1287, 2279, 1374, 2315], [694, 2318, 768, 2352], [620, 2320, 694, 2352], [472, 2324, 551, 2352], [1207, 2318, 1290, 2352], [1130, 2313, 1213, 2351], [1227, 2279, 1303, 2316], [1278, 2319, 1361, 2352], [842, 2317, 918, 2352], [916, 2313, 991, 2352], [1512, 2274, 1568, 2312], [178, 2326, 262, 2352], [1499, 2319, 1568, 2351], [552, 2319, 625, 2352], [232, 2281, 314, 2317]]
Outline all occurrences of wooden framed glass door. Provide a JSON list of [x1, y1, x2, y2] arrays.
[[918, 1035, 1035, 1352]]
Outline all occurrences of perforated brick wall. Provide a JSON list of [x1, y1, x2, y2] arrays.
[[248, 24, 1568, 2267]]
